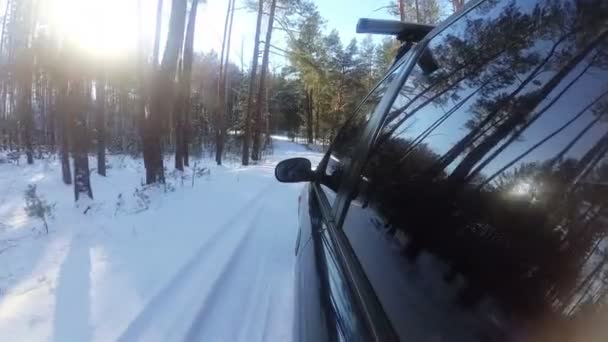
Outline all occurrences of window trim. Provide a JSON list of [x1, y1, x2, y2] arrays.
[[316, 54, 412, 178], [331, 41, 428, 227], [331, 0, 490, 229], [311, 182, 399, 341]]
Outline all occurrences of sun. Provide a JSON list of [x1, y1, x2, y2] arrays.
[[46, 0, 140, 58]]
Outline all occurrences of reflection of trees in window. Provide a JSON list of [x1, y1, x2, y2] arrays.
[[361, 0, 608, 334], [443, 0, 608, 181], [323, 65, 403, 192], [364, 131, 608, 327]]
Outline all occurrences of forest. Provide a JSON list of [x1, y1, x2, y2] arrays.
[[2, 0, 608, 340], [0, 0, 460, 198]]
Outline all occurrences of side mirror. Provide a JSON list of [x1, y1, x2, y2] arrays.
[[275, 158, 314, 183]]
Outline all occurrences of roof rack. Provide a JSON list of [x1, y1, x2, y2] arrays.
[[356, 18, 434, 42]]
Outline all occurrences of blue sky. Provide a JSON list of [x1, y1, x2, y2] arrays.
[[0, 0, 395, 64], [195, 0, 395, 68]]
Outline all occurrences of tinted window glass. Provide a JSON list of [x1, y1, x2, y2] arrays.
[[342, 0, 608, 340], [321, 63, 404, 203]]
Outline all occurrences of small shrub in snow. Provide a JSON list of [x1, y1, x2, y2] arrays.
[[191, 162, 210, 187], [7, 151, 20, 165], [24, 184, 55, 234], [133, 187, 150, 213], [114, 193, 125, 216], [164, 181, 176, 193]]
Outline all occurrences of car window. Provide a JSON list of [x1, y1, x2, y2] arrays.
[[320, 62, 406, 204], [341, 0, 608, 340]]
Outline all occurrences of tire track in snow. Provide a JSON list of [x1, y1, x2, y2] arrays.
[[117, 181, 275, 342], [182, 207, 270, 341], [184, 184, 297, 342]]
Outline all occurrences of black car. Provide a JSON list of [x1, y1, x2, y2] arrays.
[[276, 0, 608, 340]]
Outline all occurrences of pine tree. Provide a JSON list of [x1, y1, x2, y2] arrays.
[[144, 0, 188, 183], [251, 0, 278, 161], [242, 0, 264, 165], [175, 0, 200, 171], [24, 184, 54, 234]]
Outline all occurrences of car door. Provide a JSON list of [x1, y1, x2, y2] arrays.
[[294, 57, 411, 342], [338, 0, 608, 340]]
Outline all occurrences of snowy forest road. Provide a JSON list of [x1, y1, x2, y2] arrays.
[[0, 137, 323, 342]]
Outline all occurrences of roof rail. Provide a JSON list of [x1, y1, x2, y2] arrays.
[[356, 18, 434, 42]]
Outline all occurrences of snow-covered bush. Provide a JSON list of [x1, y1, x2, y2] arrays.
[[190, 162, 210, 187], [114, 193, 125, 216], [24, 184, 55, 234], [133, 187, 150, 213]]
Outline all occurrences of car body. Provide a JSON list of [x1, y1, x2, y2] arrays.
[[277, 0, 608, 340]]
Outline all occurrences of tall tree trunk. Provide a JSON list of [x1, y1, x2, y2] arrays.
[[136, 0, 148, 173], [174, 63, 185, 171], [306, 88, 313, 144], [241, 0, 264, 166], [152, 0, 163, 66], [16, 0, 33, 164], [175, 0, 199, 170], [314, 97, 320, 142], [217, 0, 236, 166], [0, 0, 10, 65], [0, 82, 6, 124], [47, 79, 55, 151], [57, 80, 71, 184], [398, 0, 405, 21], [251, 0, 277, 161], [144, 0, 188, 184], [69, 80, 93, 201], [95, 72, 106, 176], [215, 0, 233, 165], [18, 50, 33, 164]]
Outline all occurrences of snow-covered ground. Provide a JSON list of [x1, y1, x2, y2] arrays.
[[0, 137, 322, 342]]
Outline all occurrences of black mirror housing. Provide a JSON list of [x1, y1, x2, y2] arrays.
[[275, 158, 314, 183]]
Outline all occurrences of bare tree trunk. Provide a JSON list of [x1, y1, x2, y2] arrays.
[[251, 0, 277, 161], [241, 0, 264, 166], [152, 0, 163, 66], [136, 0, 148, 174], [69, 80, 93, 201], [0, 0, 10, 57], [19, 55, 34, 164], [306, 88, 313, 144], [217, 0, 236, 166], [57, 80, 71, 184], [174, 63, 185, 171], [95, 71, 106, 176], [47, 79, 55, 151], [399, 0, 405, 21], [175, 0, 199, 170], [215, 0, 232, 165], [265, 78, 271, 142], [314, 98, 320, 142], [144, 0, 187, 184], [15, 0, 34, 164]]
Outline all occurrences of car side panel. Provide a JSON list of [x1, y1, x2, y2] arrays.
[[294, 184, 332, 342]]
